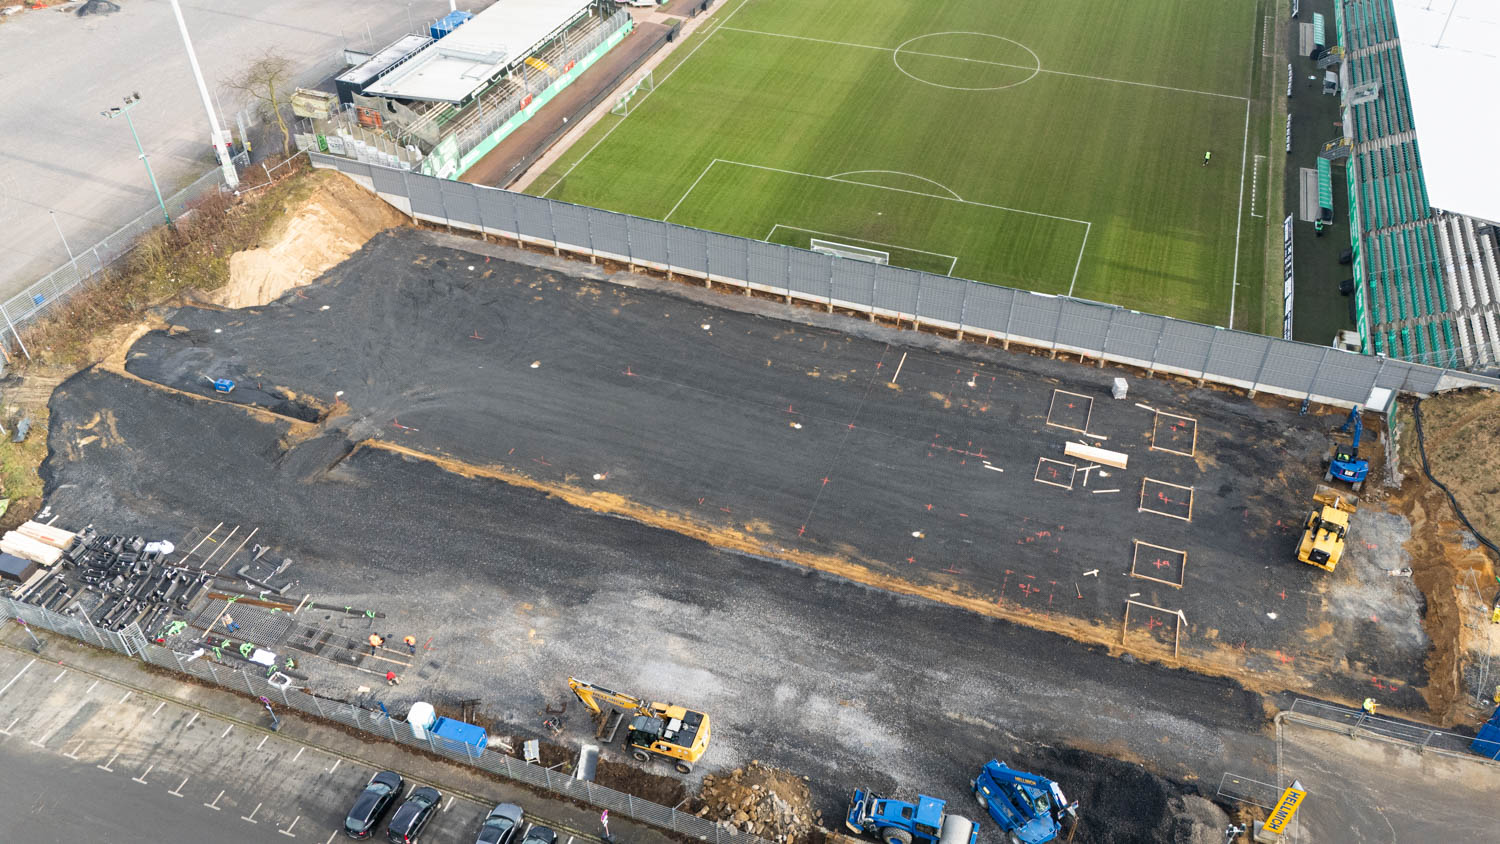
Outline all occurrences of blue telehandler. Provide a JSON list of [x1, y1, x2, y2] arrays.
[[1325, 406, 1369, 491], [970, 760, 1077, 844]]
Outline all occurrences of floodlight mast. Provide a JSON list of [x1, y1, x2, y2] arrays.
[[167, 0, 239, 189]]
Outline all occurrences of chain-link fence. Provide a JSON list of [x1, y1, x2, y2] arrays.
[[308, 154, 1500, 408], [0, 152, 248, 358], [1287, 698, 1500, 761], [1, 597, 768, 844]]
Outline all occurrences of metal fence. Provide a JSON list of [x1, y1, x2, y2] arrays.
[[1, 598, 766, 844], [308, 154, 1500, 408], [0, 151, 248, 357], [1287, 698, 1500, 761]]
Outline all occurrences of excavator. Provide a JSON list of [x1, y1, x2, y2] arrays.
[[1297, 485, 1357, 572], [567, 678, 711, 773], [1324, 406, 1369, 491]]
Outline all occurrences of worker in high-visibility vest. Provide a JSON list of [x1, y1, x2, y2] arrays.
[[369, 633, 384, 654], [1362, 698, 1377, 716]]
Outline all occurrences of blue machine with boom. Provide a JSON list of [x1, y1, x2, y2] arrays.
[[845, 790, 977, 844], [1325, 406, 1369, 491], [970, 760, 1077, 844]]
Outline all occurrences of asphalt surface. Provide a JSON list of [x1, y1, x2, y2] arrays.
[[118, 228, 1430, 706], [0, 0, 464, 297]]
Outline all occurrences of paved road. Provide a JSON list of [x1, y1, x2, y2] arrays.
[[0, 0, 463, 299]]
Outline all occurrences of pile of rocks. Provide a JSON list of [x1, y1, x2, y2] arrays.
[[694, 761, 820, 844]]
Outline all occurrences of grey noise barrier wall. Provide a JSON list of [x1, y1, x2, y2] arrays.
[[308, 153, 1500, 410]]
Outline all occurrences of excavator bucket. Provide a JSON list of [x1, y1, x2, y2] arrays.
[[1311, 484, 1357, 512]]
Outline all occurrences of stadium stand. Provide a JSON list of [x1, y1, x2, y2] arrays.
[[1332, 0, 1500, 370]]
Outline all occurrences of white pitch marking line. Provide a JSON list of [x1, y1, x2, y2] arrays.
[[1228, 98, 1251, 330], [664, 159, 717, 222], [1065, 221, 1091, 297], [184, 712, 198, 730], [53, 669, 66, 683], [242, 802, 262, 823], [170, 775, 189, 797], [829, 169, 962, 200], [280, 815, 301, 837], [119, 691, 132, 704], [291, 746, 304, 763], [220, 725, 233, 739], [718, 26, 1249, 101], [85, 680, 99, 695], [205, 790, 225, 811], [327, 759, 341, 775], [891, 351, 908, 384], [256, 735, 269, 751], [540, 0, 758, 197], [765, 223, 959, 273], [97, 752, 119, 772], [0, 659, 36, 698], [152, 701, 165, 717], [132, 764, 154, 784]]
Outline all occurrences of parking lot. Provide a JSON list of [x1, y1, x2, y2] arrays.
[[0, 646, 596, 844]]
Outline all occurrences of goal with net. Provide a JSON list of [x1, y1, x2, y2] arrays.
[[810, 238, 890, 265], [611, 70, 655, 116]]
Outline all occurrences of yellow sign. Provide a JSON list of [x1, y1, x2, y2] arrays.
[[1263, 781, 1307, 835]]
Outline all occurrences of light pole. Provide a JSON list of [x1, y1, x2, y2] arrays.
[[102, 94, 170, 226]]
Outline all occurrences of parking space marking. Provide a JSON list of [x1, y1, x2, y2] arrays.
[[205, 789, 225, 811], [280, 815, 300, 837], [445, 796, 455, 811], [291, 746, 304, 762], [53, 668, 66, 683], [184, 712, 199, 730], [64, 739, 85, 759], [132, 763, 154, 784], [257, 735, 269, 751], [119, 691, 132, 704], [97, 751, 119, 772], [0, 658, 36, 698], [327, 759, 340, 775], [170, 775, 189, 797], [242, 802, 262, 823], [152, 701, 165, 717], [220, 724, 233, 738], [29, 730, 52, 748], [324, 833, 337, 844], [0, 716, 19, 735], [85, 679, 100, 695]]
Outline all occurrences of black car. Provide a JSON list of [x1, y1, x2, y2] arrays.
[[387, 785, 442, 843], [475, 803, 525, 844], [519, 825, 558, 844], [344, 771, 404, 840]]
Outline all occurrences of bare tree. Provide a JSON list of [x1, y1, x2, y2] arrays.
[[228, 51, 295, 157]]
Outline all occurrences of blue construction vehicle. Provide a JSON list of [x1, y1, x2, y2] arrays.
[[845, 790, 977, 844], [1325, 406, 1369, 491], [970, 760, 1077, 844]]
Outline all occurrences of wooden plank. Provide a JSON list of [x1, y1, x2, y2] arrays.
[[1064, 441, 1128, 469]]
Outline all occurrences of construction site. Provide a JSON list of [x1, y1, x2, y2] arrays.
[[0, 163, 1493, 843]]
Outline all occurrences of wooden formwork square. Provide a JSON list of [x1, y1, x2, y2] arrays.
[[1033, 457, 1078, 490], [1150, 411, 1198, 457], [1045, 389, 1094, 434], [1130, 540, 1187, 588], [1138, 477, 1194, 521], [1121, 599, 1186, 660]]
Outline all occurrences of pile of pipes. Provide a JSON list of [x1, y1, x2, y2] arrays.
[[68, 531, 210, 633]]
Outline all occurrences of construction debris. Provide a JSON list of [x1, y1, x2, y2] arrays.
[[693, 761, 817, 844]]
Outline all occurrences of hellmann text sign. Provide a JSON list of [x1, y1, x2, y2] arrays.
[[1262, 780, 1307, 835]]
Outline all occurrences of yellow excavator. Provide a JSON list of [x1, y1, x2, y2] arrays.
[[567, 678, 711, 773], [1297, 485, 1357, 571]]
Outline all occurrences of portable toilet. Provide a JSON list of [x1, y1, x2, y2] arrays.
[[407, 701, 436, 740]]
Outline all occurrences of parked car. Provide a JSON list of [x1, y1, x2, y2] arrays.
[[475, 803, 525, 844], [388, 785, 442, 843], [344, 771, 404, 840], [520, 825, 558, 844]]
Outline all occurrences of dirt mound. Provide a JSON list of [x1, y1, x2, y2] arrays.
[[218, 170, 406, 308], [692, 761, 818, 844], [1416, 390, 1500, 547]]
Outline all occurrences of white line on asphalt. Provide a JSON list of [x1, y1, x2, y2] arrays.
[[152, 701, 165, 717], [891, 351, 907, 384], [65, 739, 85, 759], [220, 724, 233, 739], [132, 764, 154, 784], [291, 746, 304, 763], [280, 815, 300, 837], [169, 775, 189, 797], [184, 712, 198, 730], [324, 833, 337, 844], [119, 691, 132, 704], [97, 752, 119, 772], [257, 735, 269, 751], [0, 716, 19, 735], [205, 790, 225, 811], [242, 802, 262, 823], [0, 659, 36, 698], [52, 669, 66, 683], [444, 796, 454, 811], [85, 680, 99, 695], [327, 759, 340, 775]]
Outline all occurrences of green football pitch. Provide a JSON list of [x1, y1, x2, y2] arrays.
[[531, 0, 1274, 328]]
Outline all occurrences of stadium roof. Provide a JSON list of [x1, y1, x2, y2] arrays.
[[1390, 0, 1500, 222], [362, 0, 592, 103]]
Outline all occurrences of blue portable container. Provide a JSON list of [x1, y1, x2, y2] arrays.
[[430, 716, 487, 754], [1473, 706, 1500, 760], [430, 10, 472, 40]]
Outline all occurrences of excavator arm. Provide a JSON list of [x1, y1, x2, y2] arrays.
[[567, 678, 652, 718]]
